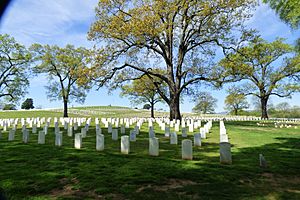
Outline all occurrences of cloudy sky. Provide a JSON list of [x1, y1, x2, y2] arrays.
[[0, 0, 299, 112]]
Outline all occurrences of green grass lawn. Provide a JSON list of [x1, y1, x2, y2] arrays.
[[0, 116, 299, 199]]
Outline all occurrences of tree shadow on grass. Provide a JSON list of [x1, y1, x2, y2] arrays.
[[0, 128, 299, 199]]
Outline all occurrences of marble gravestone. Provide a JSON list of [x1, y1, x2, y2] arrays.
[[149, 137, 159, 156], [220, 142, 232, 164], [182, 139, 193, 160], [38, 131, 45, 144], [74, 133, 82, 149], [121, 135, 130, 154], [96, 133, 104, 151]]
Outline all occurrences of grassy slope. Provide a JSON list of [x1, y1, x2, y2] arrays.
[[0, 118, 299, 200]]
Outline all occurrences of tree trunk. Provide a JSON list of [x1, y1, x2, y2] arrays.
[[234, 108, 238, 115], [150, 102, 155, 118], [169, 94, 181, 120], [260, 97, 268, 119], [63, 99, 68, 117]]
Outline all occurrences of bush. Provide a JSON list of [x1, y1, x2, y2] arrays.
[[143, 104, 151, 110], [3, 104, 16, 110], [21, 98, 34, 110]]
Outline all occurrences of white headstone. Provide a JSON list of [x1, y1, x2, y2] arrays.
[[220, 142, 232, 164], [170, 132, 178, 145], [149, 129, 155, 138], [74, 122, 78, 130], [220, 134, 228, 142], [108, 124, 113, 133], [68, 126, 73, 137], [96, 133, 104, 151], [121, 135, 130, 154], [194, 133, 201, 147], [121, 124, 125, 134], [44, 126, 48, 135], [112, 129, 118, 140], [22, 129, 29, 143], [38, 131, 45, 144], [149, 137, 159, 156], [8, 130, 15, 141], [74, 133, 82, 149], [130, 130, 136, 142], [32, 124, 37, 134], [200, 128, 206, 139], [182, 127, 187, 137], [81, 128, 87, 138], [165, 127, 170, 137], [55, 132, 63, 146], [175, 123, 180, 132], [182, 139, 193, 160], [188, 124, 194, 133]]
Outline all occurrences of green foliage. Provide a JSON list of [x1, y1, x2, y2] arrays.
[[120, 75, 164, 106], [192, 92, 217, 114], [224, 88, 249, 115], [143, 104, 151, 110], [89, 0, 257, 119], [0, 34, 32, 103], [2, 103, 16, 110], [30, 44, 92, 117], [121, 75, 166, 117], [21, 98, 34, 110], [219, 37, 300, 118], [263, 0, 300, 29]]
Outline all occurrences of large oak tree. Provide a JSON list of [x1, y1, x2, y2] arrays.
[[219, 37, 300, 119], [88, 0, 256, 120]]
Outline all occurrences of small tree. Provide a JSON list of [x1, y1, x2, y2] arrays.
[[224, 88, 249, 115], [3, 104, 16, 110], [21, 98, 34, 110], [219, 37, 300, 119], [0, 34, 32, 103], [120, 75, 165, 118], [192, 92, 217, 114], [276, 102, 291, 112], [31, 44, 92, 117]]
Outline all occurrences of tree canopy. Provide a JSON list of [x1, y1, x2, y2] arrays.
[[120, 75, 165, 118], [88, 0, 256, 120], [192, 92, 217, 114], [224, 88, 249, 115], [219, 37, 300, 118], [30, 44, 92, 117], [0, 34, 32, 103]]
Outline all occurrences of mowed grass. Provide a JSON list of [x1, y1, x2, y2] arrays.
[[0, 110, 82, 119], [0, 114, 299, 199]]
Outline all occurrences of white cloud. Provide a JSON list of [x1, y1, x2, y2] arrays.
[[247, 3, 295, 42], [0, 0, 98, 47]]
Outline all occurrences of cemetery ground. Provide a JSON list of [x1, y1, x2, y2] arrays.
[[0, 108, 299, 199]]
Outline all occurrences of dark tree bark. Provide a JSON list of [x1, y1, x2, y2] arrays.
[[169, 93, 181, 121], [260, 97, 269, 119], [150, 102, 154, 118], [63, 99, 68, 118]]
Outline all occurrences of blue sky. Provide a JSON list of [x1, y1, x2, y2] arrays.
[[0, 0, 299, 112]]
